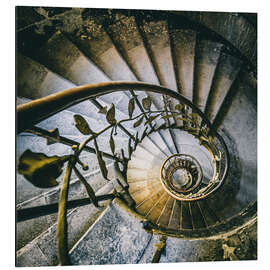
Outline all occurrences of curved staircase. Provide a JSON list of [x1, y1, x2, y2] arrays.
[[16, 7, 257, 266]]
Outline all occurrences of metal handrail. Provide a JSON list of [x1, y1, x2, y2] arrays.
[[16, 81, 229, 265]]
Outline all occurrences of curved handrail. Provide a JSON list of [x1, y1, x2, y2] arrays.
[[18, 81, 213, 133], [17, 81, 229, 198], [17, 81, 230, 264]]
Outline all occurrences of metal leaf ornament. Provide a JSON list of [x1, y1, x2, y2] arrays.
[[190, 113, 200, 127], [106, 104, 117, 125], [175, 103, 183, 111], [98, 106, 107, 115], [93, 139, 108, 179], [133, 116, 144, 128], [142, 96, 152, 111], [74, 114, 93, 135], [128, 98, 135, 119], [18, 149, 69, 188]]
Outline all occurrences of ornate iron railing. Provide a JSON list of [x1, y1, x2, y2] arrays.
[[16, 81, 229, 265]]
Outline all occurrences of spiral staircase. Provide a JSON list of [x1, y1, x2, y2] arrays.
[[16, 7, 257, 266]]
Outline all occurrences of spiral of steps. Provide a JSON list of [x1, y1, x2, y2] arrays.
[[16, 7, 257, 266]]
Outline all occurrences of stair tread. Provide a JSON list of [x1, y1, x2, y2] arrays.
[[34, 32, 110, 85], [136, 188, 166, 215], [156, 196, 175, 227], [69, 199, 152, 265], [170, 29, 196, 101], [168, 199, 181, 230], [17, 53, 75, 100], [64, 16, 137, 82], [139, 20, 178, 91], [193, 39, 223, 112], [181, 202, 193, 229], [106, 14, 159, 85], [205, 52, 242, 122]]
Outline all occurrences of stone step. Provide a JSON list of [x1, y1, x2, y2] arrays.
[[170, 29, 197, 102], [16, 164, 115, 251], [138, 19, 178, 92], [17, 53, 75, 100], [69, 198, 152, 265], [16, 170, 124, 267], [205, 74, 257, 220], [64, 14, 137, 82], [33, 31, 110, 86], [193, 38, 223, 112], [204, 52, 242, 122]]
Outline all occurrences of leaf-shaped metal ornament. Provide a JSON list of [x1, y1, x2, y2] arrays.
[[144, 114, 160, 126], [175, 104, 183, 111], [109, 132, 115, 154], [142, 96, 152, 111], [190, 113, 200, 127], [106, 104, 117, 125], [18, 149, 69, 188], [93, 139, 108, 179], [133, 116, 144, 128], [74, 114, 93, 135], [98, 106, 107, 115], [128, 98, 135, 119]]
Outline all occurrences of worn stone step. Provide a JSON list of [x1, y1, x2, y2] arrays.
[[16, 164, 115, 251], [170, 29, 197, 101], [17, 53, 75, 100], [204, 52, 242, 122], [64, 15, 137, 82], [33, 31, 110, 85], [105, 14, 167, 110], [16, 170, 121, 267], [193, 38, 223, 112], [138, 19, 178, 92], [168, 199, 181, 230], [205, 74, 257, 220], [69, 198, 152, 265], [28, 32, 138, 123]]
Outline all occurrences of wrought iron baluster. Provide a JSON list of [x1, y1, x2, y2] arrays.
[[152, 236, 167, 263], [57, 159, 73, 266]]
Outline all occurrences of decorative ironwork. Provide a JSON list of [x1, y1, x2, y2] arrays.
[[17, 81, 229, 265], [160, 154, 203, 201], [152, 236, 167, 263]]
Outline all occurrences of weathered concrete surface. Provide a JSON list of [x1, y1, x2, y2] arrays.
[[205, 52, 242, 122], [69, 199, 152, 265], [16, 173, 120, 266], [159, 218, 257, 262], [206, 71, 257, 220], [193, 39, 222, 112], [17, 53, 75, 99], [140, 20, 178, 91], [178, 11, 257, 69], [16, 164, 115, 251], [170, 29, 196, 101]]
